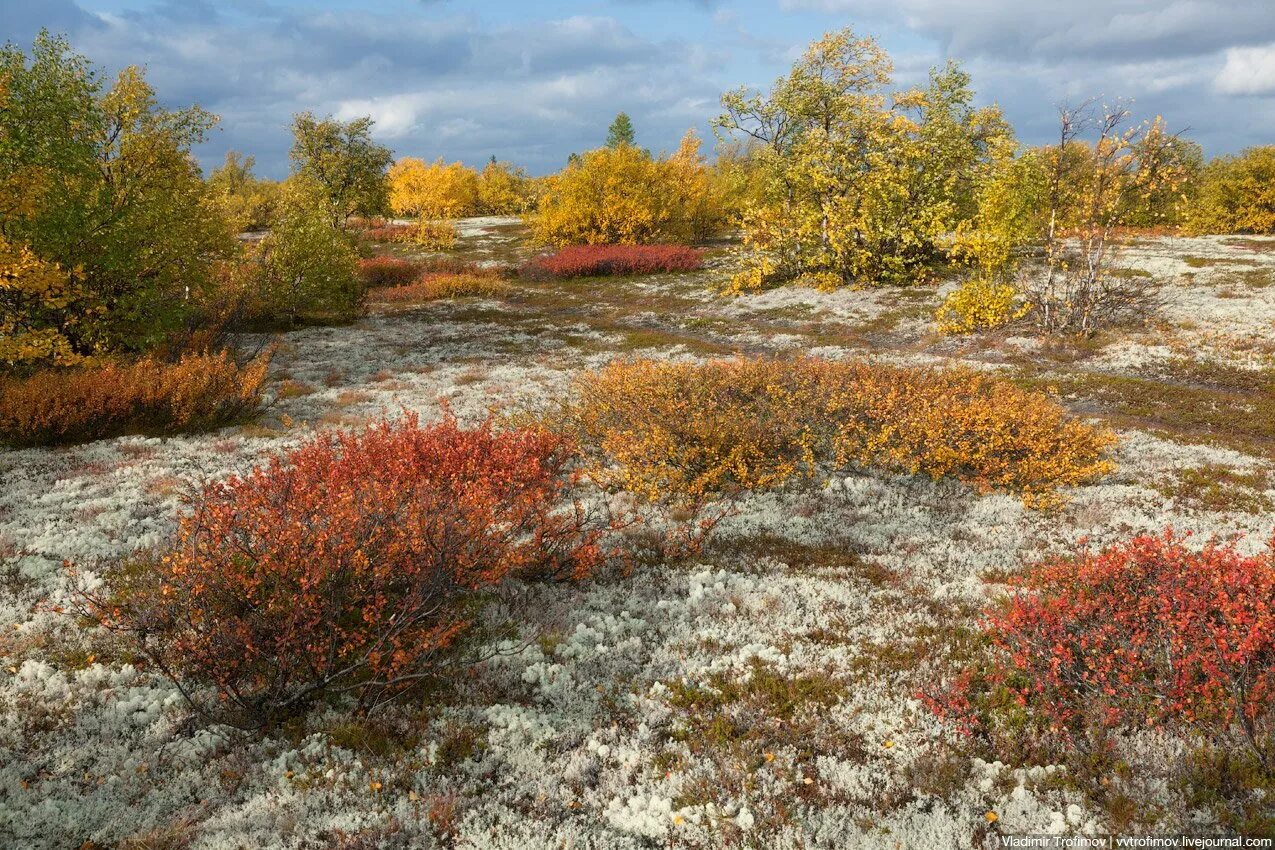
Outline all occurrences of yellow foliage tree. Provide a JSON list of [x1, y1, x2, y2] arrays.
[[476, 159, 533, 215], [387, 157, 479, 220], [937, 136, 1042, 333], [716, 31, 1012, 292], [1186, 146, 1275, 235], [0, 235, 93, 367], [533, 132, 724, 246]]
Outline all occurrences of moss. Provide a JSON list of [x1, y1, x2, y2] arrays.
[[326, 718, 419, 759], [432, 720, 489, 771], [1155, 464, 1272, 514], [1015, 362, 1275, 458], [276, 379, 316, 399], [662, 659, 855, 762], [1177, 743, 1275, 836], [704, 534, 899, 585]]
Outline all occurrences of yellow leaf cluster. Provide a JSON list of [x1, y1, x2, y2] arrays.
[[533, 132, 725, 247], [556, 356, 1116, 509], [0, 235, 91, 367], [936, 277, 1030, 335], [388, 157, 479, 220]]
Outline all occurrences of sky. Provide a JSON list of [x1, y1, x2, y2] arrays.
[[3, 0, 1274, 177]]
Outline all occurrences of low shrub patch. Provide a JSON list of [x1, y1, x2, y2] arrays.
[[69, 414, 606, 728], [360, 222, 417, 243], [555, 356, 1115, 509], [357, 257, 423, 288], [0, 350, 271, 447], [524, 244, 704, 279], [925, 531, 1275, 827], [373, 272, 510, 303]]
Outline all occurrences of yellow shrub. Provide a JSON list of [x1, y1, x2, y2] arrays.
[[533, 133, 725, 246], [1186, 146, 1275, 235], [0, 235, 93, 367], [556, 356, 1115, 508], [936, 277, 1029, 334], [414, 219, 457, 250], [477, 160, 535, 215], [387, 158, 479, 220]]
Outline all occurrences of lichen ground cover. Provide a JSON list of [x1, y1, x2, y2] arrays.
[[3, 221, 1275, 848]]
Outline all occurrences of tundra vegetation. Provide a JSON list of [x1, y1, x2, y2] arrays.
[[2, 23, 1275, 849]]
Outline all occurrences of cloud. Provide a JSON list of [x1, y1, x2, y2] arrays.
[[1, 2, 720, 176], [1215, 43, 1275, 95], [777, 0, 1275, 154], [3, 0, 1271, 173], [781, 0, 1275, 62]]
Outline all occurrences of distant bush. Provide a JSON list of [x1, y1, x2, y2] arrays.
[[207, 151, 282, 233], [374, 272, 510, 303], [1187, 146, 1275, 235], [70, 414, 605, 728], [533, 132, 726, 246], [234, 179, 364, 327], [388, 158, 479, 220], [525, 244, 704, 279], [0, 350, 270, 447], [557, 356, 1115, 509], [414, 219, 458, 250], [359, 222, 417, 243], [357, 257, 422, 288], [926, 532, 1275, 817], [477, 160, 537, 215]]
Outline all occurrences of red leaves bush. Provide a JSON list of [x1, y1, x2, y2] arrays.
[[359, 222, 417, 243], [356, 256, 421, 288], [73, 414, 604, 727], [928, 531, 1275, 764], [524, 244, 704, 279]]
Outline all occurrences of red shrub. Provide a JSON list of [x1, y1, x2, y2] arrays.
[[72, 414, 604, 727], [360, 223, 417, 243], [929, 531, 1275, 760], [357, 256, 422, 288], [524, 244, 704, 279]]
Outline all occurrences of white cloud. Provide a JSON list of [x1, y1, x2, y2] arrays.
[[1215, 43, 1275, 95], [781, 0, 1275, 61]]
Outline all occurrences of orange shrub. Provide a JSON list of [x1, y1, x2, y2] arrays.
[[373, 271, 510, 303], [70, 414, 605, 727], [557, 356, 1115, 508], [0, 350, 271, 447]]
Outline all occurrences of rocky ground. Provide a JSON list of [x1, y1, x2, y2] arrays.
[[2, 219, 1273, 848]]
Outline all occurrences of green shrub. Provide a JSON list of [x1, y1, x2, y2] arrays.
[[1187, 146, 1275, 235], [235, 179, 364, 327]]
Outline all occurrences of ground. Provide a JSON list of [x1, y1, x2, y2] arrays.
[[2, 219, 1274, 848]]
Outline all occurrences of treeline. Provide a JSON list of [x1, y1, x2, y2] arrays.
[[4, 27, 1275, 377], [0, 33, 398, 375]]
